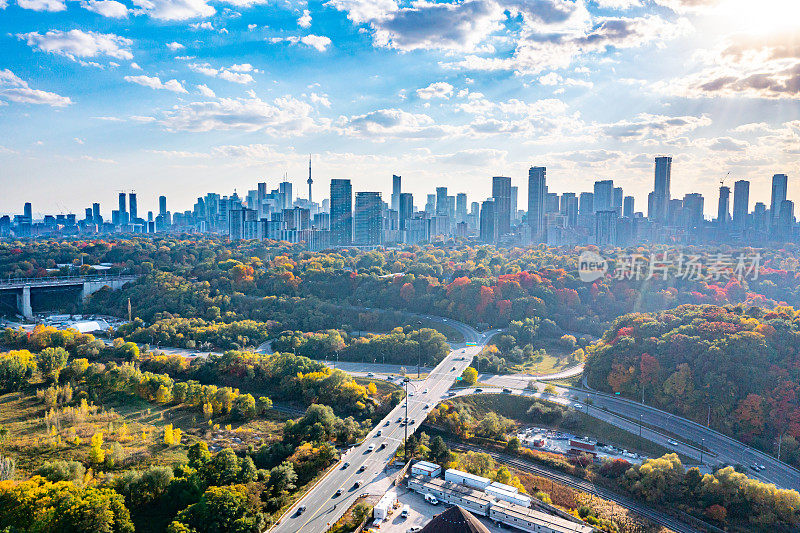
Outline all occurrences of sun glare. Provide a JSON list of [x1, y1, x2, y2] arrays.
[[718, 0, 800, 34]]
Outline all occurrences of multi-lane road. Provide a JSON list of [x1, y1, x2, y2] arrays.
[[269, 336, 490, 533]]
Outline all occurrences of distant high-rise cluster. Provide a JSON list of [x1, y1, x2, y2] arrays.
[[1, 157, 795, 247]]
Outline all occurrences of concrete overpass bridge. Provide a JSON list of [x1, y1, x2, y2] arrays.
[[0, 274, 138, 319]]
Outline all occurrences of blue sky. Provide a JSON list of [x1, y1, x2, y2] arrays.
[[1, 0, 798, 217]]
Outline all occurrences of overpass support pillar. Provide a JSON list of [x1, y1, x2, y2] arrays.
[[16, 286, 32, 320]]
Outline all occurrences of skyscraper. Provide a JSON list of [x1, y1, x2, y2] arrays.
[[651, 156, 672, 222], [683, 193, 704, 231], [257, 182, 267, 219], [770, 173, 788, 227], [435, 187, 448, 217], [492, 176, 512, 236], [399, 192, 413, 231], [456, 193, 467, 223], [92, 202, 100, 223], [480, 198, 497, 243], [510, 186, 518, 223], [528, 166, 546, 241], [279, 181, 293, 210], [354, 192, 382, 245], [159, 195, 167, 216], [129, 192, 137, 221], [23, 202, 32, 223], [613, 187, 623, 217], [717, 186, 730, 226], [593, 180, 613, 212], [732, 180, 750, 229], [391, 175, 401, 212], [623, 196, 634, 218], [330, 179, 352, 245]]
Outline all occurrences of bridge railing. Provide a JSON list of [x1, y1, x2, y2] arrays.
[[0, 274, 137, 287]]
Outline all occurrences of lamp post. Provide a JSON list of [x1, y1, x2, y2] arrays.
[[403, 378, 416, 463], [416, 320, 422, 379]]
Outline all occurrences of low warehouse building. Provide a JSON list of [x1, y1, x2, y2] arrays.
[[444, 468, 491, 490], [408, 476, 493, 517], [373, 490, 398, 521], [489, 500, 594, 533], [412, 460, 442, 478]]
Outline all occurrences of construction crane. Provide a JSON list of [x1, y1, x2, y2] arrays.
[[720, 171, 730, 187]]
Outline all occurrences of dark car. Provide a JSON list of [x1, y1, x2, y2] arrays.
[[296, 505, 306, 515]]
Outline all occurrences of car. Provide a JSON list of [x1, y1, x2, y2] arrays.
[[400, 420, 406, 426], [425, 403, 430, 409], [397, 416, 403, 422], [385, 420, 391, 426], [358, 465, 366, 472], [376, 430, 382, 437], [668, 439, 679, 446], [502, 388, 512, 393], [448, 391, 456, 397], [334, 489, 342, 497], [475, 388, 483, 393], [368, 443, 375, 451], [342, 462, 350, 469], [353, 480, 362, 488], [367, 372, 375, 377], [424, 494, 439, 505], [573, 403, 583, 409], [359, 492, 370, 498], [750, 464, 760, 471], [408, 527, 422, 533], [451, 366, 456, 371], [423, 388, 429, 394], [379, 442, 386, 450], [296, 505, 306, 515], [409, 419, 415, 425]]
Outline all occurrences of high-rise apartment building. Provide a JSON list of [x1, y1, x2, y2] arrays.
[[399, 192, 413, 231], [480, 198, 497, 243], [593, 180, 613, 212], [717, 186, 730, 226], [456, 193, 467, 223], [391, 175, 401, 212], [330, 179, 352, 245], [354, 192, 382, 245], [623, 196, 634, 218], [732, 180, 749, 229], [435, 187, 448, 217], [771, 173, 788, 227], [129, 192, 137, 221], [492, 176, 512, 236], [651, 156, 672, 222], [527, 166, 546, 241]]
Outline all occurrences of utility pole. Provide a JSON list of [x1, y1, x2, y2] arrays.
[[778, 433, 783, 461], [700, 438, 705, 464], [416, 320, 422, 379], [707, 404, 711, 427], [403, 378, 411, 463]]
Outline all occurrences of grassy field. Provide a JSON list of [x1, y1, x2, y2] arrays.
[[448, 394, 674, 460], [0, 385, 289, 478]]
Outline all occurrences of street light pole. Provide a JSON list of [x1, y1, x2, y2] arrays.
[[700, 438, 705, 464], [403, 378, 410, 463], [416, 320, 422, 379]]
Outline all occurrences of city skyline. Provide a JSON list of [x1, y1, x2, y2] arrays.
[[2, 0, 799, 214]]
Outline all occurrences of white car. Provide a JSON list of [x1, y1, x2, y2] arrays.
[[368, 443, 375, 451], [668, 439, 679, 446], [423, 388, 429, 394]]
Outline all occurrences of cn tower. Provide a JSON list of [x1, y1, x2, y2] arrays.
[[307, 154, 313, 202]]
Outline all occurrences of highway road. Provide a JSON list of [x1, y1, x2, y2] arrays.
[[459, 379, 800, 490], [269, 336, 492, 533]]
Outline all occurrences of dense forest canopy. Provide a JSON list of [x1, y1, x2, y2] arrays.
[[584, 304, 800, 467]]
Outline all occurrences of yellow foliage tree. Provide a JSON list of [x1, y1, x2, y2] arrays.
[[163, 424, 175, 446], [89, 432, 105, 465]]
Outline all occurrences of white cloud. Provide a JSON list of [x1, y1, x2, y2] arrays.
[[592, 0, 641, 8], [271, 34, 332, 52], [337, 108, 458, 140], [188, 62, 258, 84], [196, 84, 215, 97], [0, 0, 7, 8], [130, 62, 142, 70], [0, 69, 72, 107], [133, 0, 215, 20], [660, 33, 800, 99], [298, 8, 312, 28], [82, 0, 128, 17], [416, 81, 454, 100], [167, 41, 185, 51], [18, 30, 134, 61], [16, 0, 65, 11], [190, 21, 215, 29], [125, 75, 188, 93], [159, 94, 329, 134], [602, 113, 712, 141], [448, 14, 690, 75]]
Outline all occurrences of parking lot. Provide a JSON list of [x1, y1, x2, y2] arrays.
[[372, 489, 508, 533]]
